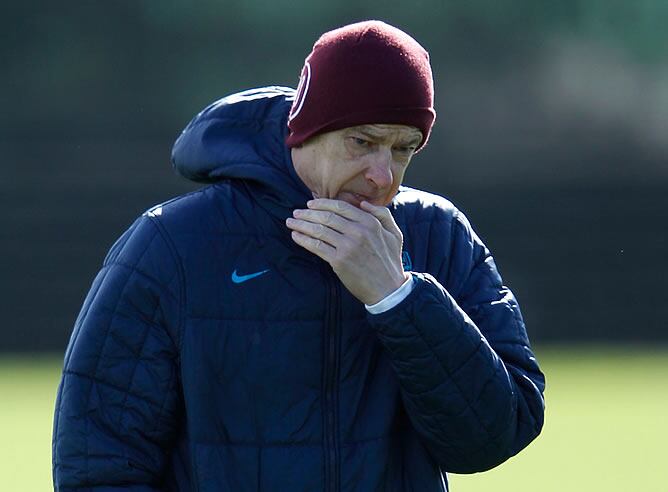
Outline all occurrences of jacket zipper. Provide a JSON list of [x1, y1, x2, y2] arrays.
[[322, 268, 341, 492]]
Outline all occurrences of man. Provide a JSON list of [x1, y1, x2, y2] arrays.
[[53, 20, 545, 491]]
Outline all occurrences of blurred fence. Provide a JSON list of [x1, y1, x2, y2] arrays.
[[2, 1, 667, 351]]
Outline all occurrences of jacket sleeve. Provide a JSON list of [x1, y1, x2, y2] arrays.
[[367, 209, 545, 473], [52, 213, 183, 491]]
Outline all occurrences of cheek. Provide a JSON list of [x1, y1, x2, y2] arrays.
[[325, 161, 358, 197], [335, 160, 363, 184], [386, 166, 407, 196], [392, 165, 408, 186]]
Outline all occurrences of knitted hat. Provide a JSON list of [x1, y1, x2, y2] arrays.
[[286, 20, 436, 151]]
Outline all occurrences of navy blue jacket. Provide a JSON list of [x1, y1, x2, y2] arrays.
[[53, 86, 545, 491]]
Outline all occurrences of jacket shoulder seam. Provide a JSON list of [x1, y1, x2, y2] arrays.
[[144, 214, 187, 351]]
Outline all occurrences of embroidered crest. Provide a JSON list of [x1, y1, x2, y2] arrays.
[[289, 61, 311, 122], [402, 250, 413, 271]]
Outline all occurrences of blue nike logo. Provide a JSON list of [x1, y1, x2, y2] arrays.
[[231, 268, 270, 284]]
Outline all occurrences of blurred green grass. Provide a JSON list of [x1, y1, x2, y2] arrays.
[[2, 346, 666, 491]]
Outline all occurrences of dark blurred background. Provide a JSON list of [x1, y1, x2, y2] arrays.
[[2, 1, 667, 352]]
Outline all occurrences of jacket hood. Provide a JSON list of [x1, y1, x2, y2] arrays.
[[172, 86, 313, 208]]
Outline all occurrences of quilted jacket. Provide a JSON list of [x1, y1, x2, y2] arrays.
[[52, 86, 545, 491]]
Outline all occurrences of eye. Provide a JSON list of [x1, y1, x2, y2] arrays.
[[351, 137, 371, 147], [393, 145, 417, 155]]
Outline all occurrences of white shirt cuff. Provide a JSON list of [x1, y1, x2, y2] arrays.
[[365, 275, 414, 314]]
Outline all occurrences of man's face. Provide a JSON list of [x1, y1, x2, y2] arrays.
[[292, 124, 423, 207]]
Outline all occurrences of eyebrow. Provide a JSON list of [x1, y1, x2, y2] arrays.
[[355, 126, 422, 145], [401, 136, 423, 147]]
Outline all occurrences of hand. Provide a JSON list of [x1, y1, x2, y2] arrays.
[[286, 198, 409, 305]]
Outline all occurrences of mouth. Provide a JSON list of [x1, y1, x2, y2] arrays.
[[337, 190, 383, 207], [352, 193, 371, 202], [348, 192, 379, 207]]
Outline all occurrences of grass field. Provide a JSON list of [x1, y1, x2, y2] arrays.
[[1, 346, 666, 491]]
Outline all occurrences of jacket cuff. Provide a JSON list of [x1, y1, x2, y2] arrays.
[[365, 275, 415, 314], [364, 274, 415, 314]]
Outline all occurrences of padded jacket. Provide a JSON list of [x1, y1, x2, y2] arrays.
[[52, 86, 545, 491]]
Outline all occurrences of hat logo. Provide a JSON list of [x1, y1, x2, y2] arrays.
[[289, 61, 311, 122]]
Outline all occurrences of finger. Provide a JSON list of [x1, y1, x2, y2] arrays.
[[286, 217, 343, 247], [359, 201, 402, 236], [306, 199, 370, 223], [290, 230, 335, 262], [292, 208, 352, 234]]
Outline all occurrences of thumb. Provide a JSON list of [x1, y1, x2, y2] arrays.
[[360, 201, 402, 236]]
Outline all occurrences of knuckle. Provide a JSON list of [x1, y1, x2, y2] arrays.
[[364, 214, 378, 228], [325, 212, 336, 225], [349, 225, 364, 240]]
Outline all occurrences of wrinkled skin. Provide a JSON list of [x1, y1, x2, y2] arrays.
[[289, 124, 422, 304]]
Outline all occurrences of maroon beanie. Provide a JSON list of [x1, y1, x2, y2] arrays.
[[286, 20, 436, 151]]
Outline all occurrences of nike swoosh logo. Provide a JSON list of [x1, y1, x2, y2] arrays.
[[231, 269, 270, 284]]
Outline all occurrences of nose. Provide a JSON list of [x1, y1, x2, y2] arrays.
[[365, 148, 393, 190]]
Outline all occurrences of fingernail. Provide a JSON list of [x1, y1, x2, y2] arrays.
[[293, 209, 302, 217], [307, 200, 314, 207]]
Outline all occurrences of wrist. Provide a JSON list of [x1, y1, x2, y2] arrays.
[[365, 274, 414, 314], [370, 272, 408, 305]]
